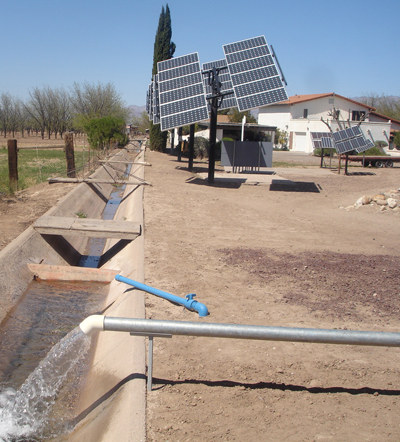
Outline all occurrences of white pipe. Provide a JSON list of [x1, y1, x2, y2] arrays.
[[241, 115, 246, 141], [79, 315, 104, 336]]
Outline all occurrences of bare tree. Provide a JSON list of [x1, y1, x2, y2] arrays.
[[0, 92, 15, 138], [25, 87, 48, 139], [70, 81, 128, 130], [359, 93, 400, 120]]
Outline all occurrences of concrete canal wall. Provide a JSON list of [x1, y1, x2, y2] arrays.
[[0, 147, 146, 441]]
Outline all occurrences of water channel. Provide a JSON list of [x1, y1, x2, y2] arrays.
[[0, 168, 131, 441]]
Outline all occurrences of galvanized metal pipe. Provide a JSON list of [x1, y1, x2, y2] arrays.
[[100, 317, 400, 347]]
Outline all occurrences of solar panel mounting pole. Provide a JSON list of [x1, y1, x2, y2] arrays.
[[188, 124, 195, 171], [207, 67, 223, 184], [208, 96, 218, 183]]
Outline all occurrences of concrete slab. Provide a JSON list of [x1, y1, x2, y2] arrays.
[[198, 167, 334, 185]]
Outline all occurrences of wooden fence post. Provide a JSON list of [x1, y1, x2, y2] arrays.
[[65, 133, 76, 178], [8, 139, 18, 191]]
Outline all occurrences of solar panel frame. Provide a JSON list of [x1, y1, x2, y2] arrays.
[[321, 136, 333, 148], [331, 126, 373, 154], [202, 59, 237, 111], [157, 52, 209, 131], [355, 138, 374, 154], [223, 36, 288, 112], [310, 132, 334, 150], [152, 75, 160, 124]]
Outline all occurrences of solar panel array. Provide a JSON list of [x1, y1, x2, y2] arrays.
[[310, 128, 374, 154], [146, 83, 152, 120], [311, 132, 334, 149], [332, 126, 374, 154], [202, 59, 237, 111], [146, 35, 289, 130], [222, 36, 288, 112], [156, 53, 208, 131]]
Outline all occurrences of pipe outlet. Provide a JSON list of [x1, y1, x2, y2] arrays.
[[79, 315, 105, 336]]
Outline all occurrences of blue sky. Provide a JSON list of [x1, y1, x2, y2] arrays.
[[1, 0, 399, 108]]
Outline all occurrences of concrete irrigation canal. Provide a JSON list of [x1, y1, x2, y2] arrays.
[[0, 145, 147, 441]]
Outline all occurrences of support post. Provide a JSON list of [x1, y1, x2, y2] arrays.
[[170, 129, 175, 156], [188, 124, 195, 171], [8, 139, 18, 191], [177, 127, 182, 162], [130, 332, 172, 391], [65, 133, 76, 178], [208, 96, 218, 183]]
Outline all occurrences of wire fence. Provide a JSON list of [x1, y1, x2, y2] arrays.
[[0, 144, 109, 194], [0, 137, 146, 194]]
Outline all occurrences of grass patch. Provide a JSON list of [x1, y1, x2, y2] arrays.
[[0, 147, 86, 194]]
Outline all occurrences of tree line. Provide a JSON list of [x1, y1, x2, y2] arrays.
[[359, 94, 400, 121], [0, 82, 129, 147]]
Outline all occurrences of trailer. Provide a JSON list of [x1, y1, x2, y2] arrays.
[[345, 155, 400, 168]]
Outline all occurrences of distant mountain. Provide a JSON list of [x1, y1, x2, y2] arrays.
[[128, 105, 146, 117]]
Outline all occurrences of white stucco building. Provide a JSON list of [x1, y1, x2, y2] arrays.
[[258, 93, 398, 153]]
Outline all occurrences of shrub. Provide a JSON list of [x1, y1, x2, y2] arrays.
[[313, 148, 335, 157], [194, 136, 209, 159], [357, 146, 387, 156]]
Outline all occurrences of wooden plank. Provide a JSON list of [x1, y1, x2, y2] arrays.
[[98, 160, 151, 166], [47, 177, 146, 185], [34, 215, 141, 239], [27, 264, 119, 283]]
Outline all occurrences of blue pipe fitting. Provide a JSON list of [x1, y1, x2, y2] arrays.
[[115, 275, 209, 317]]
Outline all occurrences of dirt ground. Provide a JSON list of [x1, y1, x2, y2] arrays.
[[143, 151, 400, 442], [1, 146, 400, 441]]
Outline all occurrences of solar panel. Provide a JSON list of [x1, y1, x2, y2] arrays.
[[310, 132, 334, 150], [355, 138, 374, 154], [202, 59, 237, 111], [157, 53, 208, 131], [332, 127, 373, 154], [152, 75, 160, 124], [146, 83, 152, 117], [223, 36, 288, 112]]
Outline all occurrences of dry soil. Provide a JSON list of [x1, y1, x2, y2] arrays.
[[143, 150, 400, 442]]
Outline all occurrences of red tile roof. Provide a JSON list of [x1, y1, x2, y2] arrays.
[[279, 93, 376, 110]]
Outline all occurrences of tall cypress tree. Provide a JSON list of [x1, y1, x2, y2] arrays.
[[150, 4, 175, 152]]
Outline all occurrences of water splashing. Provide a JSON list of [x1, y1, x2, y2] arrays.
[[0, 327, 91, 442]]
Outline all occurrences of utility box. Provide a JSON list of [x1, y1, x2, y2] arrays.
[[221, 141, 273, 169]]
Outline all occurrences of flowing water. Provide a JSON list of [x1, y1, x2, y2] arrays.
[[79, 167, 130, 268], [0, 281, 107, 441], [0, 327, 90, 441]]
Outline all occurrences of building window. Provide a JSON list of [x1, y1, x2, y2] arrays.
[[303, 109, 308, 118], [352, 110, 366, 121]]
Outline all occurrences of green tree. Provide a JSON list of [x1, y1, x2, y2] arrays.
[[393, 131, 400, 149], [227, 108, 257, 123], [132, 111, 150, 134], [274, 128, 289, 149], [70, 81, 128, 132], [84, 116, 128, 150], [149, 4, 175, 152]]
